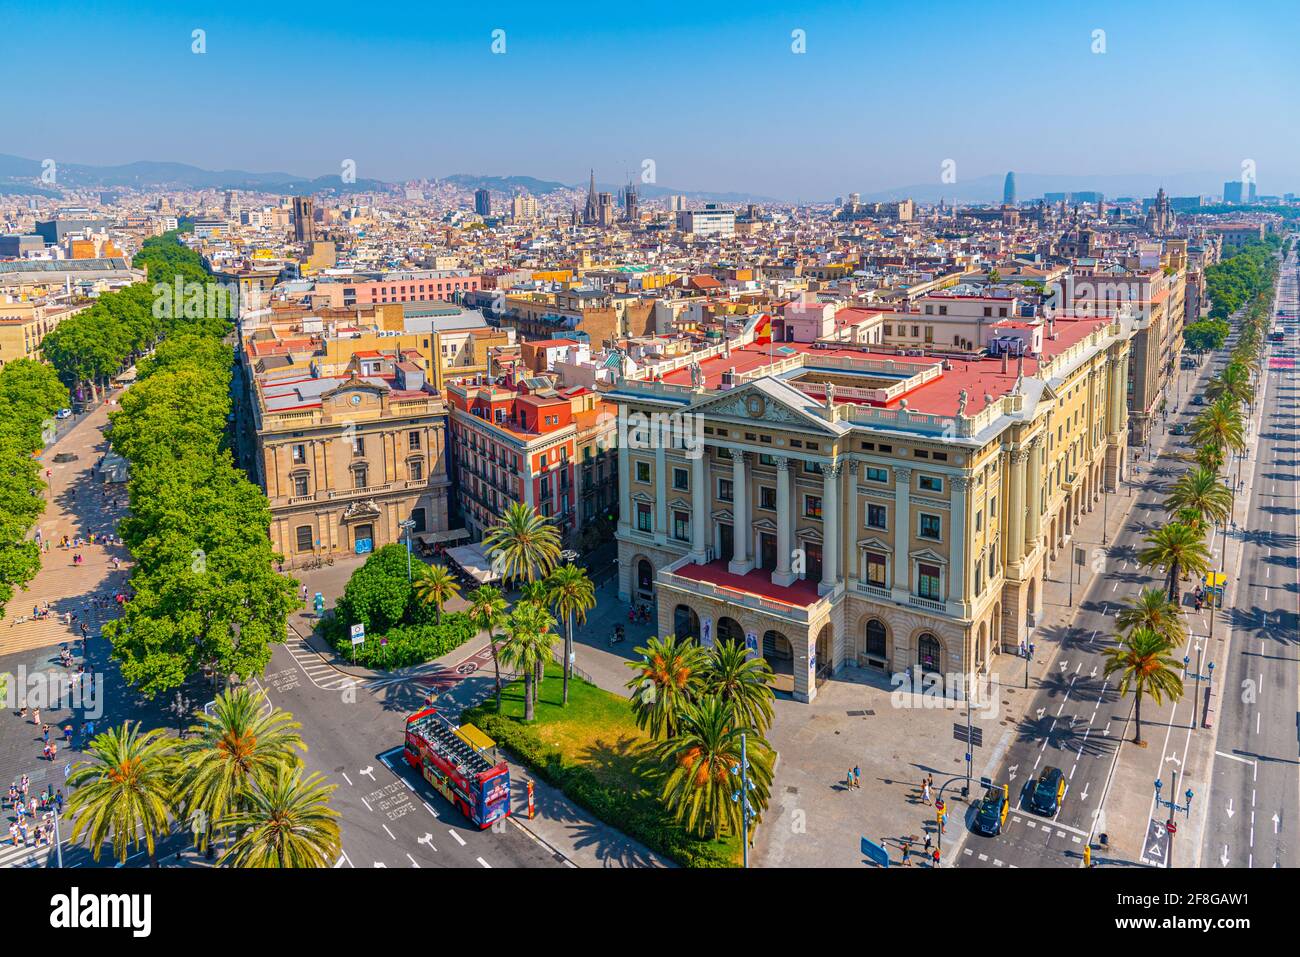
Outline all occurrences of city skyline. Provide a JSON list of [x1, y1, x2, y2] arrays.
[[5, 0, 1298, 198]]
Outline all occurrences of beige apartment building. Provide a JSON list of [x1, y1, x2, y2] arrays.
[[252, 364, 451, 566], [612, 314, 1136, 702]]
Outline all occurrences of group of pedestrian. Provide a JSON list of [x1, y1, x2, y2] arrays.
[[4, 778, 64, 848], [845, 766, 861, 789]]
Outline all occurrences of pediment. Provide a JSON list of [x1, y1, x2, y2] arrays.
[[690, 381, 836, 433]]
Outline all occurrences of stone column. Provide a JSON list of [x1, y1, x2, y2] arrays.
[[1006, 448, 1028, 567], [728, 449, 751, 574], [654, 444, 667, 544], [617, 440, 631, 534], [845, 462, 860, 581], [690, 451, 708, 562], [772, 456, 795, 586], [820, 461, 840, 594], [1025, 437, 1043, 552], [949, 474, 970, 612], [891, 465, 912, 601]]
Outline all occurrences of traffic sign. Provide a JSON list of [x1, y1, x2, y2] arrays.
[[953, 723, 983, 747], [1166, 820, 1177, 835], [350, 623, 365, 646]]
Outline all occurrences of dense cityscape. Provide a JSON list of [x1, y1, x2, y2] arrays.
[[2, 0, 1298, 941]]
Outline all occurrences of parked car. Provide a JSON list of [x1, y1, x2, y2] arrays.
[[55, 408, 72, 419], [1028, 766, 1066, 816]]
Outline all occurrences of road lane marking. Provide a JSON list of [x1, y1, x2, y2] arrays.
[[450, 829, 466, 846]]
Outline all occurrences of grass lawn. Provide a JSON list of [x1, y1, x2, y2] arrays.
[[471, 661, 743, 867]]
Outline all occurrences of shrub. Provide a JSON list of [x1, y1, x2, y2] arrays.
[[331, 613, 476, 669]]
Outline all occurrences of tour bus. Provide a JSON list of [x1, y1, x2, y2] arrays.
[[402, 708, 511, 829]]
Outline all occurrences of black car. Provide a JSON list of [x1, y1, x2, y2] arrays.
[[1028, 766, 1065, 816], [973, 786, 1009, 836]]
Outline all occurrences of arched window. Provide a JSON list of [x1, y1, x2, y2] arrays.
[[864, 619, 888, 659], [918, 633, 942, 674], [636, 559, 654, 598], [673, 605, 700, 642], [717, 617, 745, 646]]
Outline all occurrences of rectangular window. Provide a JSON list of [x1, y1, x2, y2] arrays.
[[636, 503, 652, 532], [291, 443, 306, 463], [673, 510, 690, 541], [867, 503, 887, 529], [918, 563, 942, 600], [673, 467, 689, 491], [865, 466, 888, 483], [805, 495, 823, 519], [719, 478, 733, 502], [293, 474, 309, 497], [295, 525, 313, 551], [865, 551, 887, 587], [353, 436, 366, 457], [409, 460, 424, 482], [635, 461, 651, 483], [919, 514, 941, 540], [760, 486, 777, 510], [803, 460, 823, 474], [408, 430, 421, 450], [758, 453, 777, 466], [919, 475, 943, 493]]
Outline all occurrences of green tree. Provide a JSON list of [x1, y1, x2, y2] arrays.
[[1101, 627, 1184, 745], [217, 766, 341, 868], [544, 563, 595, 706], [173, 688, 306, 857], [1115, 587, 1187, 647], [412, 563, 460, 625], [1191, 398, 1245, 461], [625, 634, 709, 740], [657, 696, 774, 840], [466, 585, 509, 712], [1138, 523, 1211, 604], [703, 639, 776, 735], [65, 723, 176, 866], [482, 502, 561, 583], [1165, 467, 1233, 528], [497, 601, 557, 720]]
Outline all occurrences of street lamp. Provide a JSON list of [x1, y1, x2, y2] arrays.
[[1154, 773, 1195, 868], [730, 733, 756, 869], [399, 519, 416, 582]]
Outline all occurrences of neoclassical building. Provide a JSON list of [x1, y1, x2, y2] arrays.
[[611, 315, 1138, 702]]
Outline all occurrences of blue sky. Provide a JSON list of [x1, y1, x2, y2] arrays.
[[5, 0, 1298, 198]]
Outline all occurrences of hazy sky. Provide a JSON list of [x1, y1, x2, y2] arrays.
[[6, 0, 1298, 198]]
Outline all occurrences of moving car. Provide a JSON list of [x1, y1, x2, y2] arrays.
[[1170, 423, 1186, 435], [973, 785, 1010, 836], [1191, 395, 1205, 406], [1028, 766, 1066, 816]]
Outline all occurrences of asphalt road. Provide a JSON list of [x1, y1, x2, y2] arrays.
[[254, 635, 564, 870], [1199, 244, 1300, 869], [958, 313, 1244, 868]]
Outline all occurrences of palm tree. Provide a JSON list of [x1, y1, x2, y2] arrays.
[[482, 502, 561, 583], [1166, 467, 1233, 528], [1207, 362, 1254, 410], [1138, 522, 1211, 604], [412, 563, 460, 624], [497, 601, 557, 720], [65, 722, 176, 866], [1194, 442, 1226, 475], [466, 585, 509, 712], [1115, 587, 1187, 647], [703, 639, 776, 735], [217, 766, 341, 868], [173, 687, 306, 858], [625, 634, 709, 740], [1191, 399, 1245, 463], [1101, 626, 1184, 745], [545, 563, 595, 706], [657, 696, 773, 840]]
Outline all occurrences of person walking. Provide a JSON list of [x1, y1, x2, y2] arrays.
[[902, 842, 910, 867], [932, 848, 941, 868], [922, 779, 931, 805], [31, 708, 39, 727]]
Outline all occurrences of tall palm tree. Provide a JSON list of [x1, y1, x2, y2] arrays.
[[1138, 522, 1211, 604], [497, 601, 557, 720], [1192, 399, 1245, 462], [1207, 362, 1254, 410], [1194, 442, 1226, 476], [625, 634, 709, 740], [1101, 626, 1184, 745], [217, 766, 341, 868], [482, 502, 561, 583], [703, 639, 776, 735], [545, 563, 595, 706], [1115, 587, 1187, 647], [466, 585, 509, 712], [173, 687, 306, 858], [1166, 467, 1233, 528], [65, 722, 176, 866], [657, 696, 773, 840], [412, 563, 460, 624]]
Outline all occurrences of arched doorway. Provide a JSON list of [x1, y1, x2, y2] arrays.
[[1026, 578, 1037, 630], [862, 618, 889, 670], [717, 617, 745, 646], [917, 633, 942, 674], [636, 559, 654, 600], [815, 623, 833, 685], [762, 630, 793, 679], [673, 605, 700, 642]]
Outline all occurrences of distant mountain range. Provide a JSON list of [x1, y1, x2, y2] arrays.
[[0, 154, 390, 195]]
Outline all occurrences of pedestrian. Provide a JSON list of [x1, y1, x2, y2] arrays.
[[63, 725, 72, 746], [924, 833, 932, 855], [55, 789, 63, 813], [18, 707, 26, 721], [31, 708, 39, 727], [42, 725, 50, 745], [853, 765, 861, 789], [922, 780, 931, 805], [932, 848, 940, 868], [902, 843, 910, 866], [847, 769, 854, 790], [7, 822, 17, 847]]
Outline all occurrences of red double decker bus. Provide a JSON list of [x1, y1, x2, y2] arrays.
[[403, 708, 511, 829]]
